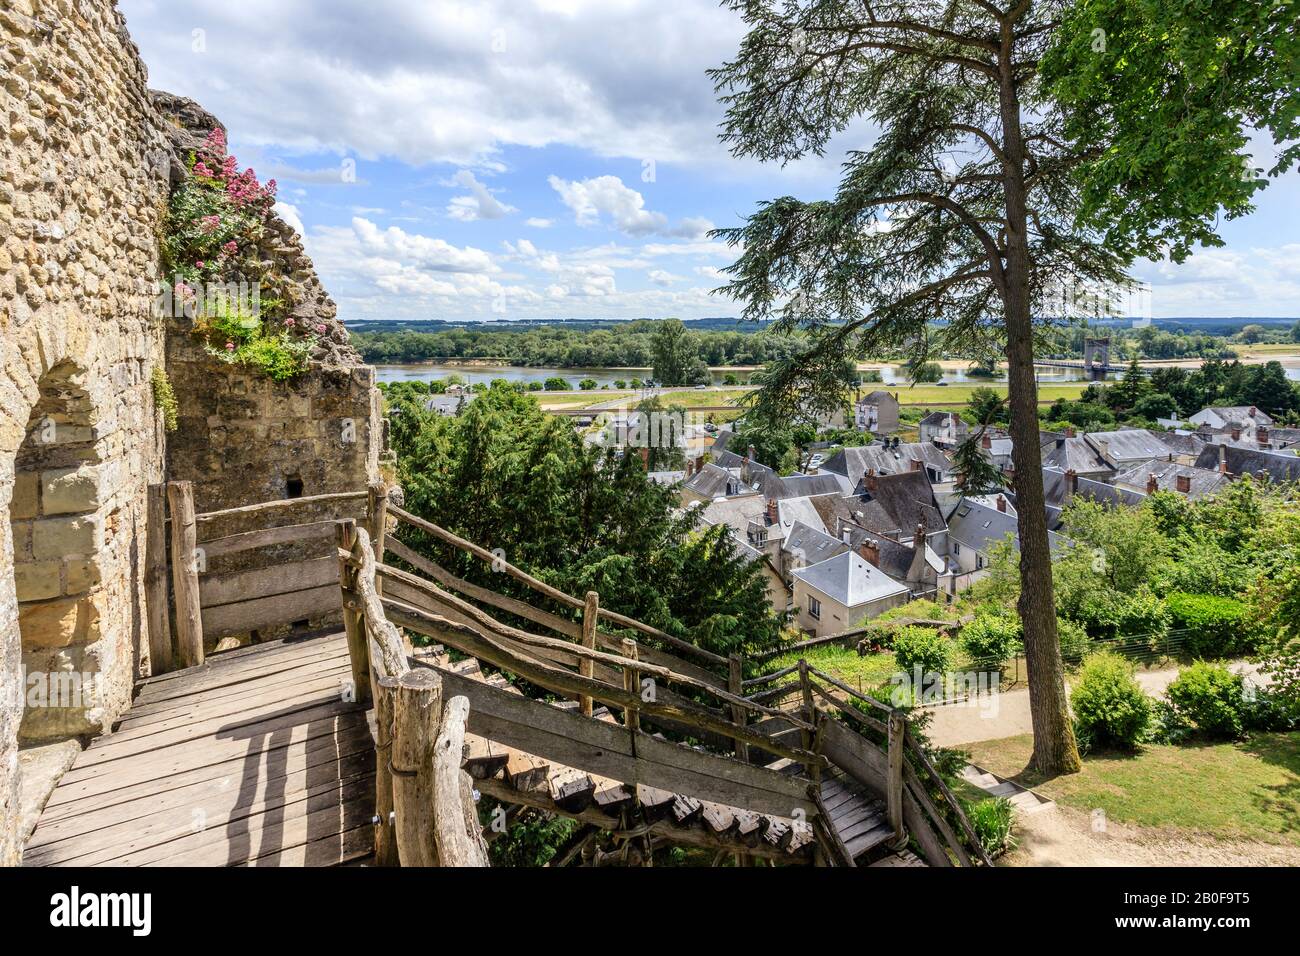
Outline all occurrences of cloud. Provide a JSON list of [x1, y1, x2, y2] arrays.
[[547, 174, 715, 238], [648, 269, 681, 286], [525, 217, 554, 228], [445, 169, 516, 221], [1134, 244, 1300, 317]]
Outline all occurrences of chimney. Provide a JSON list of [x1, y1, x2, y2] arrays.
[[766, 498, 778, 524], [914, 521, 927, 546], [910, 457, 922, 472], [858, 539, 880, 567], [1065, 426, 1075, 439], [747, 444, 757, 462], [1231, 425, 1241, 441], [1146, 472, 1158, 495], [1176, 473, 1191, 495], [981, 431, 992, 450], [1249, 406, 1257, 418], [1065, 468, 1078, 496], [995, 494, 1007, 513], [1257, 426, 1269, 447], [1218, 445, 1229, 475], [907, 522, 930, 583], [865, 468, 878, 493], [639, 447, 650, 471]]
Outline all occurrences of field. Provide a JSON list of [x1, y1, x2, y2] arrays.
[[966, 732, 1300, 846]]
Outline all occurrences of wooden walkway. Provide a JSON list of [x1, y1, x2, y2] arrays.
[[24, 631, 374, 867]]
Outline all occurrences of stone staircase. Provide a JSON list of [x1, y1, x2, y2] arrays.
[[958, 765, 1054, 815]]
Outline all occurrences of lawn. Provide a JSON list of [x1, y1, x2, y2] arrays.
[[890, 381, 1089, 407], [966, 732, 1300, 846]]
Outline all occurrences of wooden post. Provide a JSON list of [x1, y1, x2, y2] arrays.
[[432, 695, 490, 867], [367, 481, 389, 595], [391, 668, 442, 866], [372, 676, 399, 866], [728, 653, 748, 763], [144, 483, 172, 675], [166, 481, 204, 669], [335, 520, 372, 708], [579, 591, 599, 717], [886, 709, 906, 846], [621, 638, 640, 735], [797, 659, 819, 780]]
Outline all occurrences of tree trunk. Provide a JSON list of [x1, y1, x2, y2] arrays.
[[997, 34, 1082, 776]]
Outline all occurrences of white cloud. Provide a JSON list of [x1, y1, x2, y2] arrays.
[[525, 217, 554, 228], [445, 169, 516, 221], [648, 269, 681, 286], [547, 174, 715, 238], [1135, 244, 1300, 317]]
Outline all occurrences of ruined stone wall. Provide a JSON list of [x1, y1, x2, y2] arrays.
[[0, 1, 384, 864], [0, 0, 175, 864]]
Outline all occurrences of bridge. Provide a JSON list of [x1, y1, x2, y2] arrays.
[[24, 486, 987, 868]]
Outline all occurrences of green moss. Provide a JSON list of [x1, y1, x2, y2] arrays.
[[150, 366, 179, 432]]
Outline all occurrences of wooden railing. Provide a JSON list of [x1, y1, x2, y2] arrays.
[[340, 491, 988, 867]]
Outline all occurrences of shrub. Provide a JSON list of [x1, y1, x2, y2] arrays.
[[1166, 592, 1253, 657], [892, 625, 954, 675], [1167, 662, 1246, 739], [543, 377, 568, 391], [1114, 589, 1169, 641], [960, 613, 1022, 666], [1071, 650, 1151, 749], [578, 378, 598, 390], [1056, 617, 1092, 663], [1143, 698, 1193, 745], [526, 381, 543, 391], [193, 292, 312, 381], [967, 797, 1015, 857]]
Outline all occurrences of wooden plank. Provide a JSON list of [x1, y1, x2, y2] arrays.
[[887, 710, 905, 841], [200, 520, 336, 559], [548, 766, 595, 814], [580, 591, 598, 716], [200, 556, 339, 608], [504, 751, 551, 794], [201, 584, 341, 640], [431, 665, 817, 817], [700, 802, 736, 834], [145, 483, 173, 674], [194, 490, 366, 525], [167, 481, 204, 668]]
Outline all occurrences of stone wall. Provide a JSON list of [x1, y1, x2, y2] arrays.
[[0, 0, 175, 864], [0, 1, 384, 864]]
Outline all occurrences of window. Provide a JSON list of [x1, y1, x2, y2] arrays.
[[808, 596, 821, 620], [976, 553, 985, 570], [952, 541, 961, 555]]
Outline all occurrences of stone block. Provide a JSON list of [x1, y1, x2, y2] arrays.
[[13, 560, 60, 602], [40, 464, 100, 514], [10, 469, 37, 519], [64, 556, 101, 593], [30, 513, 102, 560], [17, 595, 100, 649]]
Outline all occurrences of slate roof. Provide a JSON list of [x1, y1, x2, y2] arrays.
[[1195, 406, 1275, 427], [783, 521, 850, 568], [776, 496, 833, 537], [843, 470, 946, 538], [1194, 443, 1300, 483], [1111, 459, 1230, 499], [1085, 429, 1177, 464], [1040, 467, 1146, 510], [948, 498, 1066, 555], [792, 551, 910, 608], [1041, 435, 1114, 474], [1148, 430, 1208, 458], [920, 410, 964, 427], [822, 442, 954, 479], [682, 462, 744, 499]]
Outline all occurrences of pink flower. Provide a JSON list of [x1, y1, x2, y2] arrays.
[[200, 215, 221, 233], [315, 323, 327, 334], [285, 318, 296, 327], [222, 240, 238, 255], [193, 161, 214, 178], [225, 341, 235, 351], [195, 260, 205, 269]]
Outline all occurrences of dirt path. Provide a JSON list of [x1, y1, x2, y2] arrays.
[[924, 661, 1264, 748], [1002, 804, 1300, 867]]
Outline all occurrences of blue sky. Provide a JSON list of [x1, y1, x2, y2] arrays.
[[119, 0, 1300, 322]]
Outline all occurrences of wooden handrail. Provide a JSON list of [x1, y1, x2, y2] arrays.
[[194, 490, 366, 524], [387, 503, 727, 667]]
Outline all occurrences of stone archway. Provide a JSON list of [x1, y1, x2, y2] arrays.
[[5, 360, 108, 744]]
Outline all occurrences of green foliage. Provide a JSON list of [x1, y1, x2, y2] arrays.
[[387, 384, 782, 656], [1055, 616, 1092, 664], [892, 626, 954, 676], [965, 387, 1008, 427], [966, 797, 1015, 857], [578, 378, 597, 390], [1042, 0, 1299, 263], [960, 613, 1022, 667], [150, 366, 178, 432], [484, 806, 576, 867], [651, 318, 710, 386], [1167, 662, 1246, 740], [951, 429, 1004, 497], [1166, 592, 1254, 658], [1071, 651, 1151, 750], [901, 360, 943, 383], [194, 292, 312, 381]]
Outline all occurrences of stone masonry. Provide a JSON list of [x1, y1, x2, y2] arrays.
[[0, 1, 383, 864]]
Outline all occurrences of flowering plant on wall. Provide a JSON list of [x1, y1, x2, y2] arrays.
[[162, 128, 315, 380]]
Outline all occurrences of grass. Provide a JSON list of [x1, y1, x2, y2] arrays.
[[966, 732, 1300, 846], [889, 381, 1089, 407]]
